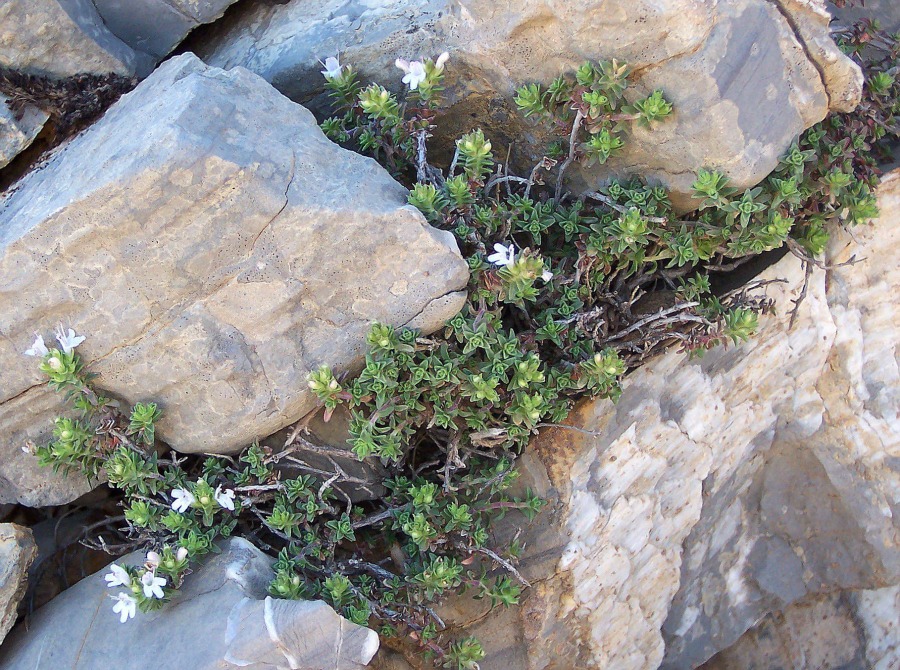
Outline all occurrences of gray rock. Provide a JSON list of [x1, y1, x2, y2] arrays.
[[830, 0, 900, 34], [0, 53, 468, 505], [0, 524, 36, 645], [197, 0, 861, 207], [0, 0, 147, 78], [0, 95, 47, 169], [91, 0, 240, 60], [0, 537, 379, 669]]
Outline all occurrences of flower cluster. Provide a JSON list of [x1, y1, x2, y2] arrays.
[[103, 546, 188, 622]]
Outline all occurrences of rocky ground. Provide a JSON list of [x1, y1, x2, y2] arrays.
[[0, 1, 897, 669]]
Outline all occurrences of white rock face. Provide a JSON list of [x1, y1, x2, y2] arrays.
[[394, 171, 899, 670], [0, 537, 379, 670], [198, 0, 861, 206], [0, 54, 468, 506]]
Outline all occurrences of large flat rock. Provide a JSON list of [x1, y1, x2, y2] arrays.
[[0, 54, 467, 505], [197, 0, 861, 206]]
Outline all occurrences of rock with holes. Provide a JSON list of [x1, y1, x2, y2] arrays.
[[0, 0, 149, 77], [0, 95, 47, 170], [370, 171, 900, 670], [90, 0, 240, 60], [0, 53, 468, 506], [0, 524, 36, 645], [198, 0, 861, 207], [0, 537, 379, 669]]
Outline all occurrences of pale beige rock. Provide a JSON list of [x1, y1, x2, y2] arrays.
[[0, 537, 379, 669], [699, 586, 900, 670], [374, 171, 899, 670], [198, 0, 861, 205], [0, 524, 36, 645], [0, 54, 468, 506], [0, 0, 144, 77]]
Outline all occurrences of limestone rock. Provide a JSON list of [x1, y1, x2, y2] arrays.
[[0, 0, 146, 78], [0, 95, 47, 169], [91, 0, 240, 60], [0, 524, 36, 645], [198, 0, 861, 205], [699, 586, 900, 670], [0, 537, 379, 669], [0, 54, 468, 505], [830, 0, 900, 34], [376, 170, 899, 670]]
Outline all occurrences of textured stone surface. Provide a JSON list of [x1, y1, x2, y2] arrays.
[[0, 54, 468, 505], [0, 524, 36, 645], [91, 0, 239, 59], [372, 169, 900, 670], [0, 95, 47, 170], [198, 0, 861, 205], [831, 0, 900, 34], [0, 537, 379, 669], [0, 0, 145, 77], [699, 586, 900, 670]]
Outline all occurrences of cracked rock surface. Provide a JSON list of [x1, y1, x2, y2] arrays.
[[0, 53, 468, 506], [197, 0, 861, 207], [0, 537, 379, 669]]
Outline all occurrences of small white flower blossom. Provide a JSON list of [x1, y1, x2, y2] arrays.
[[24, 334, 49, 357], [434, 51, 450, 71], [214, 486, 236, 511], [320, 56, 342, 80], [55, 327, 85, 354], [542, 269, 553, 282], [46, 356, 63, 371], [170, 487, 195, 513], [487, 243, 516, 267], [175, 547, 189, 562], [104, 564, 131, 588], [111, 592, 136, 623], [141, 570, 166, 599], [395, 58, 427, 90], [145, 551, 161, 569]]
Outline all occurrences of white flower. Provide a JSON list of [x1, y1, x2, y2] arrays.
[[320, 56, 342, 80], [46, 355, 63, 371], [395, 58, 427, 90], [24, 334, 49, 357], [145, 551, 161, 569], [487, 243, 516, 267], [175, 547, 188, 562], [111, 592, 136, 623], [55, 327, 85, 354], [140, 570, 166, 599], [542, 269, 553, 282], [104, 564, 131, 588], [170, 487, 195, 513], [434, 51, 450, 71], [214, 485, 236, 511]]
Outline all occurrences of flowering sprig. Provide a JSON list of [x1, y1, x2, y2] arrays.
[[395, 51, 449, 103]]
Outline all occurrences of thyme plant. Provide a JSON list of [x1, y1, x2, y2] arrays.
[[25, 17, 898, 668]]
